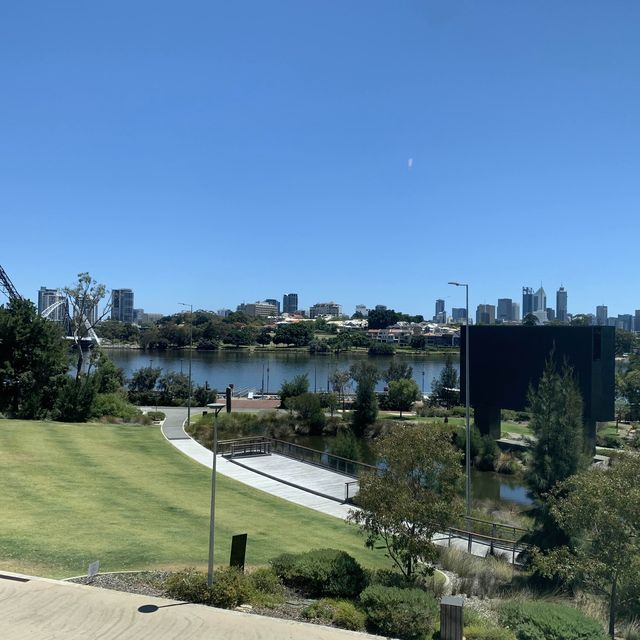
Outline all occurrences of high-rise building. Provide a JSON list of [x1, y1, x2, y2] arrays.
[[596, 305, 608, 326], [475, 304, 495, 325], [497, 298, 513, 322], [282, 293, 298, 314], [111, 288, 134, 323], [265, 298, 280, 314], [37, 286, 68, 322], [309, 302, 342, 318], [546, 308, 555, 322], [511, 302, 520, 322], [452, 307, 467, 322], [355, 304, 368, 317], [618, 314, 634, 332], [556, 286, 568, 322], [635, 310, 640, 333], [533, 286, 547, 313], [522, 287, 534, 316], [434, 298, 445, 318]]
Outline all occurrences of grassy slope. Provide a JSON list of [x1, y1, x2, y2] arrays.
[[0, 420, 387, 579]]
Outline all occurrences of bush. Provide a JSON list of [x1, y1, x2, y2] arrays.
[[360, 584, 438, 640], [465, 624, 517, 640], [248, 567, 283, 595], [439, 547, 513, 597], [164, 567, 251, 609], [368, 343, 396, 356], [91, 392, 142, 422], [332, 600, 366, 631], [147, 410, 166, 421], [596, 433, 623, 449], [270, 549, 367, 598], [498, 601, 608, 640]]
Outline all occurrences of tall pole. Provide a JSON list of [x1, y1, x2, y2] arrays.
[[207, 404, 224, 587], [179, 303, 193, 429]]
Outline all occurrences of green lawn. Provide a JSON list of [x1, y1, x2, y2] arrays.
[[0, 420, 387, 579]]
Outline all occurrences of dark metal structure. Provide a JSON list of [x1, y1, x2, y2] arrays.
[[460, 325, 615, 450], [0, 264, 21, 301]]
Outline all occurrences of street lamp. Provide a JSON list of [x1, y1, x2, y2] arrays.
[[448, 282, 472, 541], [178, 303, 193, 430], [206, 402, 225, 587]]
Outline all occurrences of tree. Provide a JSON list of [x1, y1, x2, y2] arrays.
[[430, 355, 460, 408], [273, 323, 313, 347], [349, 425, 462, 578], [615, 329, 637, 356], [533, 455, 640, 638], [0, 298, 68, 419], [525, 355, 588, 551], [383, 361, 413, 383], [318, 391, 339, 416], [522, 313, 540, 326], [224, 325, 257, 347], [255, 329, 272, 347], [285, 392, 326, 435], [350, 362, 379, 436], [617, 369, 640, 421], [367, 308, 400, 330], [387, 378, 420, 417], [64, 272, 111, 380], [278, 373, 309, 408], [128, 366, 162, 405], [330, 369, 351, 412], [158, 371, 190, 405]]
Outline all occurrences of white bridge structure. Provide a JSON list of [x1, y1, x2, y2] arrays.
[[41, 293, 101, 345]]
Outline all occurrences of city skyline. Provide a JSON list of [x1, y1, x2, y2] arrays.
[[2, 3, 640, 319]]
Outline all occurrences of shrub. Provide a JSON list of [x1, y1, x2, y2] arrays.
[[164, 567, 251, 609], [270, 549, 367, 598], [465, 624, 517, 640], [439, 547, 513, 597], [332, 600, 366, 631], [248, 567, 283, 596], [498, 601, 608, 640], [147, 410, 166, 421], [91, 392, 142, 421], [360, 584, 438, 640], [596, 433, 623, 449], [302, 599, 335, 621]]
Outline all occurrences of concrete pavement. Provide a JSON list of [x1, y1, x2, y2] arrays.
[[0, 572, 381, 640]]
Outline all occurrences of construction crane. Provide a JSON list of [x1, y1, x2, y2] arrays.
[[0, 264, 21, 301]]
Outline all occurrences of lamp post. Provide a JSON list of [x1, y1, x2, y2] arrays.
[[448, 282, 472, 543], [206, 402, 225, 587], [179, 303, 193, 430]]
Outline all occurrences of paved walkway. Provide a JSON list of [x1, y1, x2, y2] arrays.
[[0, 572, 380, 640]]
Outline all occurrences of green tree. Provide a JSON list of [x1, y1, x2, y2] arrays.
[[533, 455, 640, 638], [127, 366, 162, 405], [615, 329, 637, 356], [522, 313, 540, 326], [278, 373, 309, 408], [285, 392, 326, 435], [387, 378, 420, 417], [383, 361, 413, 383], [330, 369, 351, 412], [350, 362, 379, 436], [367, 308, 400, 330], [255, 329, 272, 347], [158, 371, 190, 405], [349, 424, 462, 578], [525, 355, 588, 551], [430, 355, 459, 408], [318, 391, 339, 416], [0, 298, 68, 418], [273, 322, 313, 347], [618, 369, 640, 421], [224, 325, 257, 347]]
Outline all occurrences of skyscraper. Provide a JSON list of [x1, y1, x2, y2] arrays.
[[265, 298, 280, 314], [282, 293, 298, 314], [434, 298, 446, 323], [452, 307, 466, 322], [556, 286, 568, 322], [522, 287, 534, 316], [596, 305, 608, 326], [533, 286, 547, 313], [511, 302, 520, 322], [111, 289, 135, 323], [37, 286, 68, 322], [497, 298, 513, 322], [475, 304, 495, 325], [635, 310, 640, 333]]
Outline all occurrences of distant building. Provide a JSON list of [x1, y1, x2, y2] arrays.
[[134, 309, 162, 324], [635, 310, 640, 333], [596, 305, 608, 326], [452, 307, 467, 322], [618, 314, 634, 332], [433, 299, 445, 322], [355, 304, 368, 317], [546, 307, 555, 322], [309, 302, 342, 318], [216, 308, 232, 317], [556, 286, 568, 322], [511, 302, 520, 322], [374, 305, 387, 311], [522, 287, 534, 316], [37, 286, 68, 322], [282, 293, 298, 314], [533, 287, 547, 313], [237, 301, 279, 318], [111, 289, 134, 323], [497, 298, 513, 322], [476, 304, 495, 325], [265, 298, 280, 314]]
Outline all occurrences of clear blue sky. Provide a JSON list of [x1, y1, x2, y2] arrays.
[[1, 1, 639, 318]]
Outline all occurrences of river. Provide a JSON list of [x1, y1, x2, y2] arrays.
[[108, 349, 458, 395]]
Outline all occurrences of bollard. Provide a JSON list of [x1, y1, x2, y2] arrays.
[[440, 595, 464, 640]]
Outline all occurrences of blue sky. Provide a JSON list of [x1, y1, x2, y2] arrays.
[[1, 1, 638, 318]]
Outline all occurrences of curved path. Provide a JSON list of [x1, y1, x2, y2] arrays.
[[157, 407, 352, 520]]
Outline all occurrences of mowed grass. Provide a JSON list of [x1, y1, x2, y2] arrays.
[[0, 420, 387, 579]]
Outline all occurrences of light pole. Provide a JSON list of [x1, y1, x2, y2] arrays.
[[206, 402, 225, 587], [448, 282, 472, 539], [179, 303, 193, 430]]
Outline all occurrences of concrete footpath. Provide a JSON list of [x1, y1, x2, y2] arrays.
[[0, 572, 380, 640]]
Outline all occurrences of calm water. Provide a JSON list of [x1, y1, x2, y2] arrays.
[[108, 349, 458, 395]]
